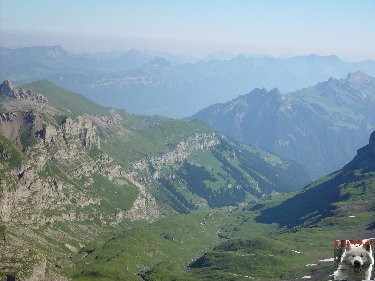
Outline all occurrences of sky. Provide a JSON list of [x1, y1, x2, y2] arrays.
[[1, 0, 375, 60]]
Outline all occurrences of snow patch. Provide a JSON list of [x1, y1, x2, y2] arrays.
[[319, 258, 334, 262]]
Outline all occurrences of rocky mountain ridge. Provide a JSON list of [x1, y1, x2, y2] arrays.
[[0, 80, 48, 104], [191, 71, 375, 179]]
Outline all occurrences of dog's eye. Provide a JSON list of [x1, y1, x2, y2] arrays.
[[360, 254, 364, 257]]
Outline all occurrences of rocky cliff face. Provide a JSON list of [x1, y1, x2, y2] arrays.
[[0, 80, 48, 103], [120, 133, 220, 221], [0, 87, 128, 279], [62, 115, 101, 148], [133, 133, 220, 177]]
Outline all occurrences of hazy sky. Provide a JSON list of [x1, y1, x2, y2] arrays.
[[1, 0, 374, 60]]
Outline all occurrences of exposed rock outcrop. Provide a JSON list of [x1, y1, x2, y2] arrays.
[[121, 133, 220, 221], [116, 176, 160, 222], [37, 124, 57, 145], [62, 116, 100, 148], [0, 146, 9, 159], [0, 80, 48, 104], [0, 81, 58, 115], [133, 133, 220, 174]]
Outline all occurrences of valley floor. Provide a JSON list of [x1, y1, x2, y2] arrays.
[[68, 199, 375, 281]]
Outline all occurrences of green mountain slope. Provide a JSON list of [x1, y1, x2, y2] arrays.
[[23, 80, 110, 117], [191, 71, 375, 179], [137, 131, 375, 281], [256, 131, 375, 229], [0, 80, 309, 280]]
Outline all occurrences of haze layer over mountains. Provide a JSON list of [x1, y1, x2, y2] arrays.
[[1, 45, 375, 117]]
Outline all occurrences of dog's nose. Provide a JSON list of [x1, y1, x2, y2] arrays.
[[353, 260, 361, 267]]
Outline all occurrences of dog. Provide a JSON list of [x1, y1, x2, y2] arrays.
[[334, 239, 374, 280]]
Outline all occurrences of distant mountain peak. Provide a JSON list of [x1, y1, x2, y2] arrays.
[[269, 87, 281, 95], [246, 87, 281, 99], [46, 45, 67, 56], [142, 57, 171, 71], [247, 87, 268, 95], [346, 71, 374, 82], [191, 72, 375, 179], [295, 54, 340, 61], [23, 45, 68, 57]]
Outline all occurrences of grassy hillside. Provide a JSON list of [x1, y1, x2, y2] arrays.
[[70, 211, 223, 281], [136, 169, 374, 281], [69, 178, 374, 281], [256, 133, 375, 229], [23, 80, 109, 116], [136, 133, 375, 281]]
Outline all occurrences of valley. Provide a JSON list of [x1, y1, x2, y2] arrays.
[[1, 2, 374, 280], [0, 79, 373, 280]]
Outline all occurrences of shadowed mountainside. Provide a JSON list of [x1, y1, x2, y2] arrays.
[[191, 72, 375, 179]]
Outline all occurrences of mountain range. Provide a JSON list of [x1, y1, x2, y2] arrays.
[[0, 80, 309, 280], [1, 46, 375, 117], [191, 71, 375, 179], [1, 46, 375, 280], [0, 78, 374, 280]]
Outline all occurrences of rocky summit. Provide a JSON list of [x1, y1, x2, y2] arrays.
[[0, 80, 48, 104]]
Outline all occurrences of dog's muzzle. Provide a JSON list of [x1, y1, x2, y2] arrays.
[[353, 260, 362, 273]]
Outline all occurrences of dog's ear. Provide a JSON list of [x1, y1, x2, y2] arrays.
[[346, 240, 352, 249], [363, 239, 372, 251]]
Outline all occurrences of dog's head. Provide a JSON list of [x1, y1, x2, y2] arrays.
[[341, 240, 374, 273]]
